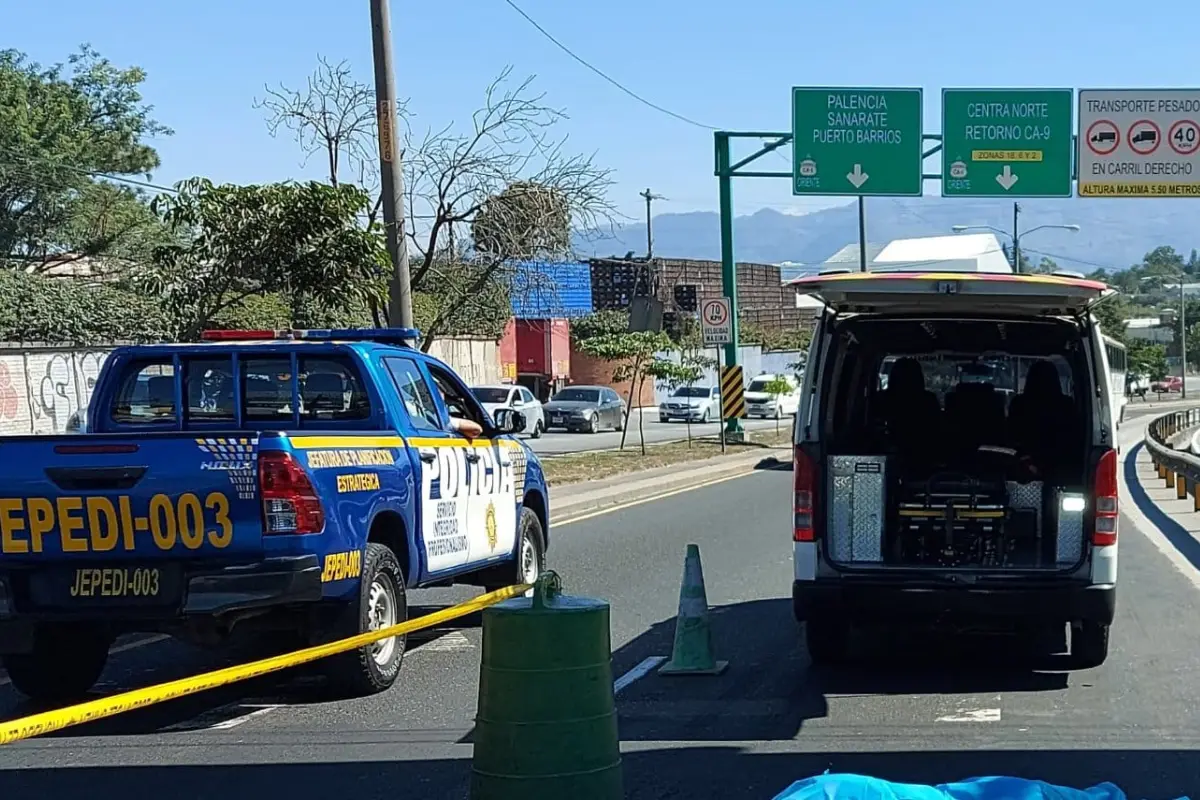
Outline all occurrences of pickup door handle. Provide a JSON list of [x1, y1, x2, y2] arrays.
[[464, 452, 481, 463], [44, 466, 147, 491], [419, 452, 436, 464]]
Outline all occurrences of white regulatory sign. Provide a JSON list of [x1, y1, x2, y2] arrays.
[[700, 297, 732, 345], [1077, 88, 1200, 198]]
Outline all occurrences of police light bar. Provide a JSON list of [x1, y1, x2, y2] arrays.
[[200, 328, 422, 344]]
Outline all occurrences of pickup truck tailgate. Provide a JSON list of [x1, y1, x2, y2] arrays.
[[0, 434, 264, 564]]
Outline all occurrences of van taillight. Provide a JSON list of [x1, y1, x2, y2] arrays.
[[1092, 448, 1118, 547], [258, 451, 325, 535], [794, 446, 817, 542]]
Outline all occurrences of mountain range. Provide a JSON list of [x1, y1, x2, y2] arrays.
[[574, 197, 1200, 274]]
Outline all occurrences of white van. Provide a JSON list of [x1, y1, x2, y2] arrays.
[[790, 271, 1120, 668]]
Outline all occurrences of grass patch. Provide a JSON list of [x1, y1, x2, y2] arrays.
[[542, 427, 791, 486]]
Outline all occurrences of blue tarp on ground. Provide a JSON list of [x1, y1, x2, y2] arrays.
[[771, 774, 1159, 800]]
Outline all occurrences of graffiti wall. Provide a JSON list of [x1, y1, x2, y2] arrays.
[[0, 347, 112, 435], [0, 338, 502, 436]]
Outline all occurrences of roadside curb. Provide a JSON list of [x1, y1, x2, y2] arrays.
[[548, 447, 790, 524]]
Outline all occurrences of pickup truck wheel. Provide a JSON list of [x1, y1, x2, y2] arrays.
[[1070, 621, 1110, 669], [324, 543, 407, 697], [484, 506, 546, 593], [3, 625, 111, 702]]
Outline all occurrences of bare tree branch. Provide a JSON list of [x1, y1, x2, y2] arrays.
[[255, 56, 395, 190]]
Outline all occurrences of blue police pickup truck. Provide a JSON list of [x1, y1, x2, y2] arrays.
[[0, 328, 550, 702]]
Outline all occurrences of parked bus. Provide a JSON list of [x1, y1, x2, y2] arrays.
[[1102, 333, 1128, 426]]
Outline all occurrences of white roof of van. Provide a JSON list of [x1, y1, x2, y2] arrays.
[[871, 233, 1012, 274]]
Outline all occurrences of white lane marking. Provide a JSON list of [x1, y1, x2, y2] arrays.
[[411, 630, 473, 653], [936, 708, 1001, 722], [1119, 422, 1200, 592], [614, 656, 667, 695], [0, 633, 169, 688], [552, 469, 766, 527], [162, 703, 280, 732]]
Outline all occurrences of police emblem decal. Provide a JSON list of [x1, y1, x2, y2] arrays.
[[485, 500, 498, 551]]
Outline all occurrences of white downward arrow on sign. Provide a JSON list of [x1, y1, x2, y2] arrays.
[[995, 165, 1019, 191], [846, 164, 869, 189]]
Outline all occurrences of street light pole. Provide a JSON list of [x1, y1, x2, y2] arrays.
[[369, 0, 414, 330], [1012, 202, 1021, 273], [1181, 277, 1188, 400], [950, 218, 1079, 273]]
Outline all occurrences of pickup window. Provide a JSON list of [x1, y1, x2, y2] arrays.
[[108, 352, 372, 428]]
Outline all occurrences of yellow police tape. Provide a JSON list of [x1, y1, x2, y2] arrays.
[[0, 582, 532, 746]]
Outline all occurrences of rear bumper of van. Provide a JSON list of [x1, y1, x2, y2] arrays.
[[792, 578, 1116, 626]]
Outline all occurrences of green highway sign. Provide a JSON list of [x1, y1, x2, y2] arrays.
[[941, 88, 1074, 198], [791, 87, 923, 197]]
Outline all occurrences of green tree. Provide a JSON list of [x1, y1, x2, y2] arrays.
[[574, 330, 673, 454], [1092, 296, 1129, 343], [571, 309, 630, 342], [1128, 339, 1168, 382], [647, 347, 716, 448], [0, 46, 171, 265], [140, 178, 385, 339], [0, 269, 170, 343], [259, 60, 617, 345], [760, 374, 794, 434], [1033, 256, 1058, 274]]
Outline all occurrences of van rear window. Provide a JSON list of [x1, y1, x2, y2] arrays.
[[108, 353, 372, 427]]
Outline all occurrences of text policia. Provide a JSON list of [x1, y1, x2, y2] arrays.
[[0, 492, 233, 555]]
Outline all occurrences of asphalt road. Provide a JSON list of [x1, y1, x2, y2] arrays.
[[0, 422, 1198, 798], [526, 406, 785, 455]]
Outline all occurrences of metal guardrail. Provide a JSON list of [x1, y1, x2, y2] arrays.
[[1144, 407, 1200, 510]]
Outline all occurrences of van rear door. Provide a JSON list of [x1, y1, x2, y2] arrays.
[[791, 271, 1113, 317]]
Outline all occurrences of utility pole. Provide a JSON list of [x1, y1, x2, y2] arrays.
[[640, 188, 664, 259], [1012, 201, 1022, 274], [369, 0, 414, 330]]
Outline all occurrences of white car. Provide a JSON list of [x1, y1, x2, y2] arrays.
[[744, 373, 801, 419], [659, 386, 721, 423], [470, 384, 545, 438]]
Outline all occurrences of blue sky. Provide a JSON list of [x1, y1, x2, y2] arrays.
[[7, 0, 1198, 223]]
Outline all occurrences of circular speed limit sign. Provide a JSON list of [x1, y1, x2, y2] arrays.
[[702, 299, 729, 327]]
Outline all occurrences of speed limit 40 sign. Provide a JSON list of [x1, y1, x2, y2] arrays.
[[701, 297, 732, 345]]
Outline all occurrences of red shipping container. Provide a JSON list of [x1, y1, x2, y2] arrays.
[[498, 318, 518, 382], [516, 319, 571, 378]]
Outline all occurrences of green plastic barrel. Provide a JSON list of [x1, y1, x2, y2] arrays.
[[470, 572, 623, 800]]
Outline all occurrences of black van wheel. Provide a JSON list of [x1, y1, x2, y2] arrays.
[[3, 624, 111, 703], [804, 615, 850, 665], [1070, 621, 1110, 669], [324, 543, 407, 697]]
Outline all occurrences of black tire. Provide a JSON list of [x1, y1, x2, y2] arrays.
[[3, 624, 111, 703], [613, 414, 624, 432], [484, 506, 546, 592], [659, 416, 669, 424], [804, 615, 850, 665], [701, 409, 711, 424], [323, 543, 408, 697], [531, 420, 544, 439], [586, 414, 598, 434], [1070, 621, 1110, 669], [774, 405, 783, 420]]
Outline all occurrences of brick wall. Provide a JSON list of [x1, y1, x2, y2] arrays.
[[589, 257, 806, 335], [568, 345, 656, 407]]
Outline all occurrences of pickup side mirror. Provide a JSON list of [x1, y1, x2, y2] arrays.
[[492, 408, 526, 434]]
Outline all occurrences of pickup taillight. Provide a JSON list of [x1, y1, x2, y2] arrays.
[[258, 451, 325, 534]]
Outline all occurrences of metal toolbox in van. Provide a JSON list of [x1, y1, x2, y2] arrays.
[[827, 455, 886, 562]]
